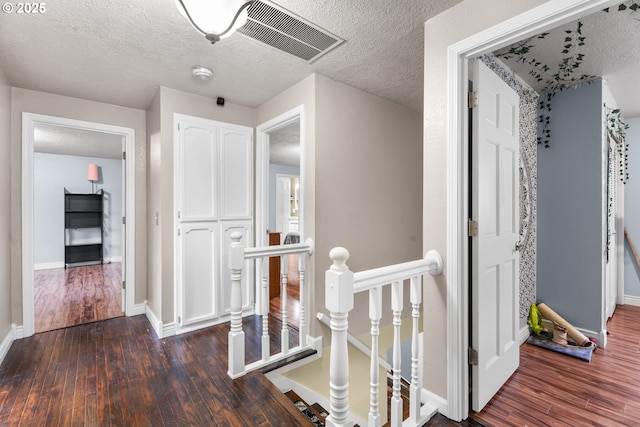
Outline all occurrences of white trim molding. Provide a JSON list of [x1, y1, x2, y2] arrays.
[[518, 325, 531, 345], [624, 295, 640, 307], [145, 303, 164, 339], [0, 325, 16, 366], [133, 302, 147, 316], [445, 0, 621, 421]]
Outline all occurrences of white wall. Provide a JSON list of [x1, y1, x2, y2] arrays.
[[624, 117, 640, 297], [0, 65, 12, 347], [34, 153, 122, 266]]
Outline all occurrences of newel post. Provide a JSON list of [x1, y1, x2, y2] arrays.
[[325, 247, 354, 427], [228, 232, 245, 378]]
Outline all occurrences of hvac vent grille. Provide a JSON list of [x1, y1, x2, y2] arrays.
[[238, 1, 344, 63]]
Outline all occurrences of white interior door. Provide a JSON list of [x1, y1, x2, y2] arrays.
[[471, 60, 520, 412]]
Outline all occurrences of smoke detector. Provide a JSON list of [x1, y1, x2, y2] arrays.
[[192, 66, 213, 80]]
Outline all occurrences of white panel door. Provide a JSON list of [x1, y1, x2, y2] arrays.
[[220, 221, 253, 315], [180, 124, 218, 221], [275, 175, 292, 236], [220, 127, 253, 220], [180, 223, 218, 326], [471, 60, 520, 412]]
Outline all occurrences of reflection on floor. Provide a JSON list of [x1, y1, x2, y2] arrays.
[[34, 262, 123, 333], [269, 254, 301, 328]]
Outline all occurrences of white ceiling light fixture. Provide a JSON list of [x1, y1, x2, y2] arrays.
[[176, 0, 253, 44], [192, 65, 213, 80]]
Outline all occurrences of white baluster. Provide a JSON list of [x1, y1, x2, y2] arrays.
[[259, 257, 270, 362], [298, 253, 307, 346], [325, 247, 354, 427], [368, 286, 382, 427], [409, 275, 423, 424], [390, 280, 403, 427], [280, 254, 289, 354], [228, 232, 245, 378]]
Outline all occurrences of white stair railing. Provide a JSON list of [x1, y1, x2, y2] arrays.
[[228, 231, 315, 378], [324, 247, 443, 427]]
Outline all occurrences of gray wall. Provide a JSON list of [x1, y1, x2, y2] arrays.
[[34, 153, 122, 265], [268, 163, 300, 232], [624, 117, 640, 297], [0, 66, 12, 343], [537, 79, 604, 333]]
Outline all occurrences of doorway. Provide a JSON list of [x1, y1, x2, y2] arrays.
[[22, 113, 136, 337], [256, 106, 303, 319], [445, 0, 620, 421]]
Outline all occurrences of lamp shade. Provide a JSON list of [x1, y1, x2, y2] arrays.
[[176, 0, 251, 40], [87, 164, 99, 182]]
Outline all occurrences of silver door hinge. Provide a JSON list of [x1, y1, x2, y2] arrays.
[[178, 228, 181, 236], [122, 280, 126, 290], [468, 219, 478, 237], [178, 316, 182, 324], [469, 347, 478, 365], [178, 211, 181, 219], [122, 216, 126, 225], [468, 91, 479, 109], [122, 151, 126, 160]]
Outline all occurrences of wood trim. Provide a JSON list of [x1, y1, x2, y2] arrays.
[[0, 324, 15, 366]]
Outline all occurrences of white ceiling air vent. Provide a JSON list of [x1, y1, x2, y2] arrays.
[[237, 1, 344, 63]]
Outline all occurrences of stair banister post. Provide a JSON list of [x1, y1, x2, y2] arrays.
[[325, 247, 354, 427], [228, 232, 246, 378]]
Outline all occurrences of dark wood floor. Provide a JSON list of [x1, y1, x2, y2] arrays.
[[0, 314, 308, 426], [3, 304, 639, 426], [466, 304, 640, 426], [34, 262, 123, 333]]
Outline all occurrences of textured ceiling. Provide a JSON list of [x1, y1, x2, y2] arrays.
[[495, 4, 640, 118], [0, 0, 462, 113], [269, 119, 300, 167], [34, 124, 123, 159]]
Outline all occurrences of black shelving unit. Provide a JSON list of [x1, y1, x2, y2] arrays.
[[64, 189, 103, 268]]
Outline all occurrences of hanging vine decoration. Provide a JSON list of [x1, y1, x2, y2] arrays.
[[606, 106, 629, 184], [496, 21, 595, 147]]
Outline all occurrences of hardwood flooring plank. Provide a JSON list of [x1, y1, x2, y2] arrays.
[[34, 263, 123, 333]]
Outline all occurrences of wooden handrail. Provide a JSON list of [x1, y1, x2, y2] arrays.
[[625, 227, 640, 271]]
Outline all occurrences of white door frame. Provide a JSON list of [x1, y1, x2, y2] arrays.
[[22, 113, 136, 337], [445, 0, 619, 421], [255, 105, 304, 315]]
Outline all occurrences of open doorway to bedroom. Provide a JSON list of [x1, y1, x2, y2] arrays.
[[22, 113, 136, 338], [33, 123, 124, 333]]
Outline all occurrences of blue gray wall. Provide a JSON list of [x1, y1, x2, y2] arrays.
[[537, 79, 604, 333], [268, 163, 300, 232], [34, 153, 123, 266], [624, 117, 640, 297]]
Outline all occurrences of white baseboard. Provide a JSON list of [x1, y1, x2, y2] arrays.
[[0, 325, 15, 366], [145, 304, 164, 339], [163, 322, 176, 337], [518, 325, 530, 344], [575, 327, 606, 348], [133, 302, 146, 316], [14, 324, 25, 339], [624, 295, 640, 307], [34, 257, 122, 271], [421, 388, 448, 419], [34, 261, 64, 271]]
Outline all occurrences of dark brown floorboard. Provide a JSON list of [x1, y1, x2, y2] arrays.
[[0, 315, 312, 426]]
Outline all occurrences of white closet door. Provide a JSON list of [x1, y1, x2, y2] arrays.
[[220, 127, 253, 220], [181, 223, 218, 325], [220, 221, 253, 315], [180, 124, 218, 221]]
